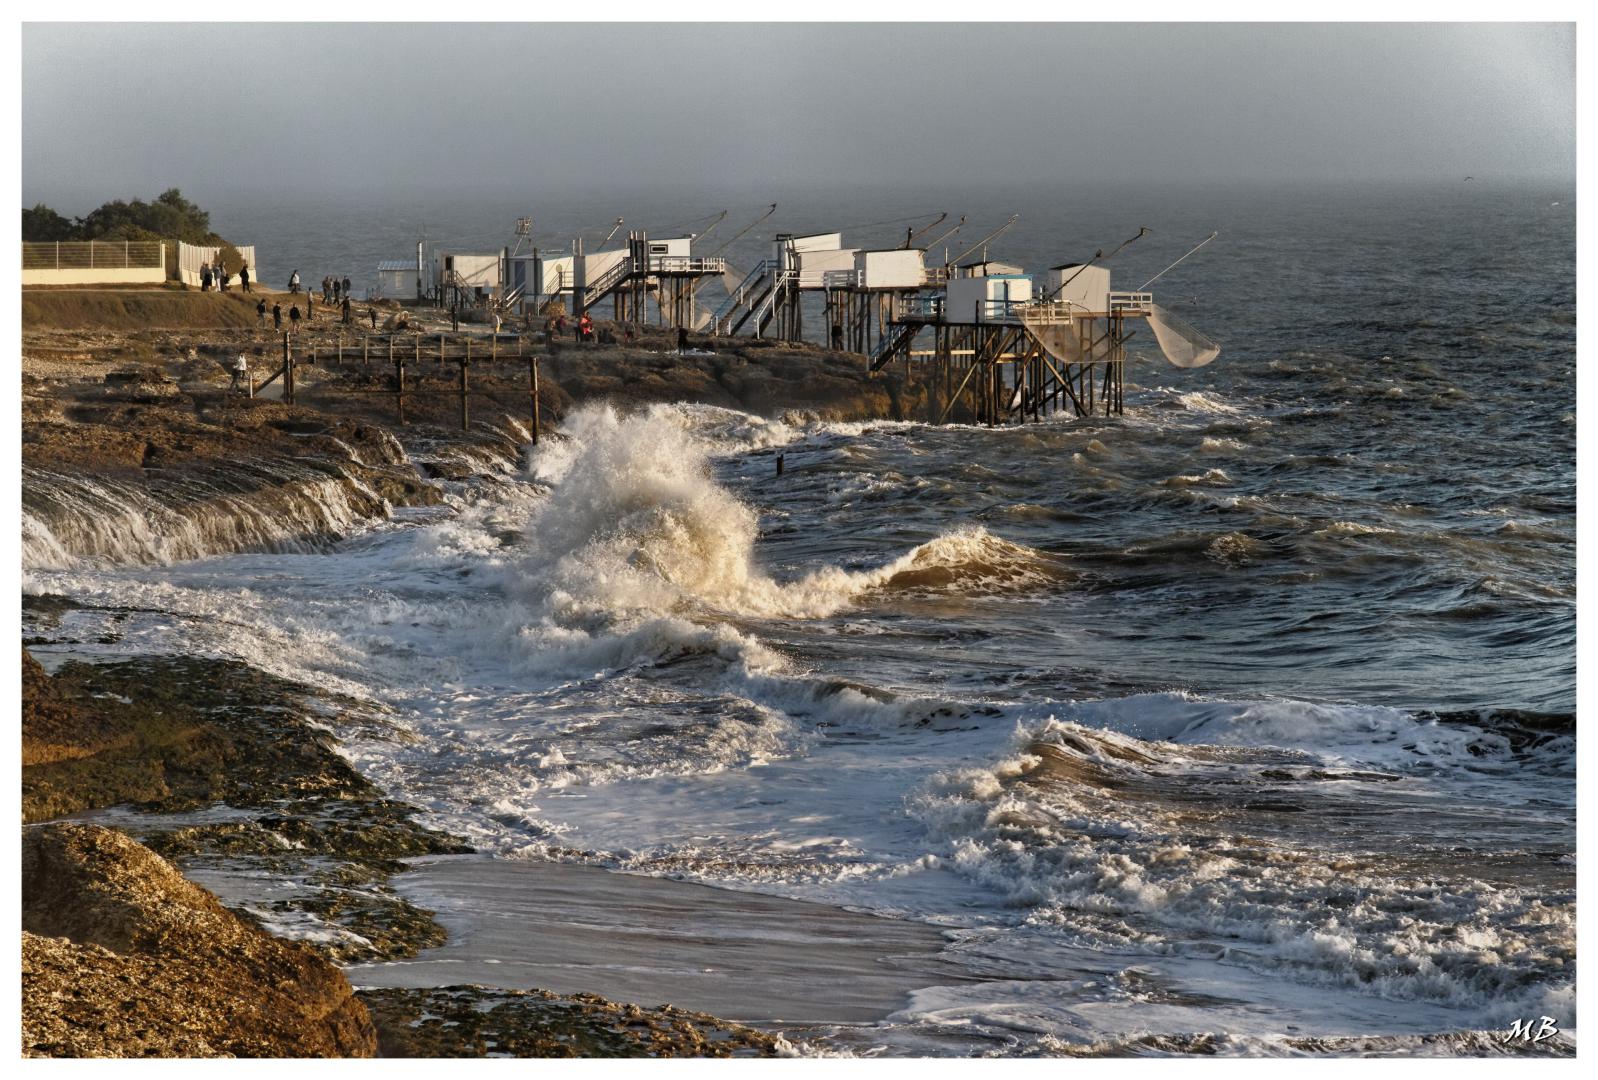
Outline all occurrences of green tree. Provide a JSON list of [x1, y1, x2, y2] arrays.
[[21, 204, 77, 242]]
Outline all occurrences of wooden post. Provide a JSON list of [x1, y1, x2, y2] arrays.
[[438, 333, 445, 367], [281, 333, 293, 405], [529, 354, 541, 445], [396, 355, 406, 425], [459, 359, 470, 431], [337, 332, 344, 367], [363, 335, 370, 373]]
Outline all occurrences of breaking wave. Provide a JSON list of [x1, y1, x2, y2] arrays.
[[21, 463, 393, 571], [908, 696, 1575, 1026], [506, 404, 1064, 666]]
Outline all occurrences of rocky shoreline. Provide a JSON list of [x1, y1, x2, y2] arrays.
[[19, 291, 900, 1057]]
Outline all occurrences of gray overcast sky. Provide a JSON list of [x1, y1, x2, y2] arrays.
[[21, 21, 1575, 210]]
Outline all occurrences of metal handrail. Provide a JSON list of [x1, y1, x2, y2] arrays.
[[750, 269, 796, 338], [646, 255, 727, 275], [1017, 299, 1091, 324], [709, 259, 774, 333]]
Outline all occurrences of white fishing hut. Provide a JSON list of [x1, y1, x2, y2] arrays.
[[436, 252, 503, 299], [376, 260, 420, 300], [944, 271, 1033, 323], [1041, 263, 1112, 313], [853, 249, 927, 290]]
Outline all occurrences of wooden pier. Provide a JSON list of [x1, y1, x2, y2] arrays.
[[252, 330, 544, 443]]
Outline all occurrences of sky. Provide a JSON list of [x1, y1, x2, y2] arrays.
[[19, 21, 1577, 212]]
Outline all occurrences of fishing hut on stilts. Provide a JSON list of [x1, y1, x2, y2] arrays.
[[709, 214, 1221, 426]]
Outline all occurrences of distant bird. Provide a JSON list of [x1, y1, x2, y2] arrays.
[[1464, 176, 1474, 181]]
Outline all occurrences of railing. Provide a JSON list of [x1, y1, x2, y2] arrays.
[[869, 321, 919, 367], [1017, 299, 1091, 324], [923, 265, 951, 286], [23, 241, 164, 270], [577, 255, 637, 309], [897, 294, 944, 319], [709, 260, 773, 334], [1108, 291, 1154, 313], [750, 269, 796, 337], [822, 269, 860, 290], [979, 298, 1031, 322], [646, 255, 727, 275]]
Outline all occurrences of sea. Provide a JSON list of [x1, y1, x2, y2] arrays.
[[21, 181, 1577, 1055]]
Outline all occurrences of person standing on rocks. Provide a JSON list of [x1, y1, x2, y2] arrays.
[[230, 352, 249, 394], [341, 296, 352, 324], [272, 302, 283, 329], [240, 262, 251, 292], [256, 298, 267, 326], [218, 263, 230, 293], [342, 275, 352, 299], [289, 270, 301, 294], [200, 261, 212, 291], [289, 304, 301, 333], [368, 308, 378, 329]]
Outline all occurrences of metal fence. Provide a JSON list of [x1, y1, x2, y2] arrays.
[[22, 241, 165, 270]]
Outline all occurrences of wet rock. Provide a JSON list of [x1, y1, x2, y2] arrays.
[[19, 651, 468, 965], [359, 985, 784, 1058], [21, 647, 128, 767], [21, 824, 377, 1058]]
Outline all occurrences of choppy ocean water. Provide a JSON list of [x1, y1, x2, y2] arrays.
[[23, 182, 1575, 1054]]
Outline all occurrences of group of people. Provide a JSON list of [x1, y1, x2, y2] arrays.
[[252, 296, 379, 333], [284, 270, 355, 303], [544, 311, 636, 345], [321, 274, 354, 303], [199, 259, 250, 293]]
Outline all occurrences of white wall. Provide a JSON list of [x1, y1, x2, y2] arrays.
[[441, 252, 501, 291], [1041, 264, 1111, 311], [774, 233, 843, 271], [377, 269, 414, 299], [796, 248, 858, 288], [538, 255, 575, 294], [580, 248, 629, 286], [646, 237, 692, 259], [855, 249, 926, 290], [957, 260, 1025, 278], [944, 274, 1032, 322], [22, 266, 166, 286], [177, 242, 259, 288]]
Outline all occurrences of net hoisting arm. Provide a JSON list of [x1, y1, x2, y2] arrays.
[[1041, 227, 1150, 302], [947, 214, 1019, 270], [1139, 231, 1218, 290]]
